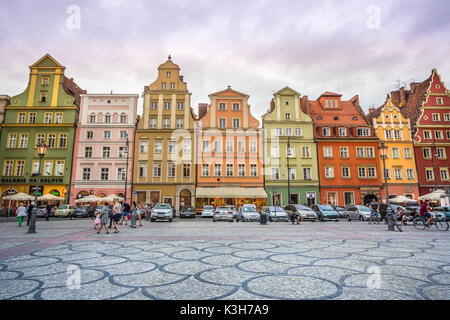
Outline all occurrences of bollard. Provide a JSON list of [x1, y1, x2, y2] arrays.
[[260, 211, 267, 225]]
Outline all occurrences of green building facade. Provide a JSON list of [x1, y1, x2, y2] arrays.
[[262, 87, 319, 206], [0, 54, 85, 202]]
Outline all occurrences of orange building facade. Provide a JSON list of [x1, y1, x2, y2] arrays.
[[303, 92, 382, 206], [195, 87, 266, 210]]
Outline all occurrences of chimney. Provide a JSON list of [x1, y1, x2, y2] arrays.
[[198, 103, 208, 120], [399, 87, 406, 107], [179, 75, 184, 82], [368, 108, 376, 114]]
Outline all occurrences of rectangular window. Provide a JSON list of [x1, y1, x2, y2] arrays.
[[203, 141, 210, 153], [29, 113, 36, 124], [385, 130, 392, 139], [226, 164, 234, 177], [154, 141, 162, 153], [140, 141, 148, 153], [368, 167, 376, 178], [436, 148, 446, 159], [153, 163, 161, 178], [340, 147, 349, 158], [395, 168, 403, 180], [432, 113, 440, 122], [271, 145, 279, 158], [423, 131, 431, 139], [287, 146, 295, 158], [18, 113, 26, 124], [19, 134, 28, 148], [238, 164, 245, 177], [325, 166, 334, 178], [214, 141, 222, 153], [440, 168, 449, 181], [149, 118, 157, 128], [249, 141, 257, 153], [164, 102, 170, 110], [82, 168, 91, 180], [275, 128, 282, 136], [120, 115, 127, 123], [366, 147, 374, 158], [444, 114, 450, 121], [42, 77, 49, 86], [322, 128, 331, 137], [232, 103, 240, 111], [404, 148, 412, 159], [36, 134, 45, 146], [84, 147, 92, 158], [47, 134, 56, 148], [357, 128, 370, 136], [168, 141, 176, 154], [338, 128, 347, 136], [323, 146, 333, 158], [219, 118, 226, 128], [15, 160, 25, 176], [177, 102, 184, 111], [7, 134, 17, 148], [250, 164, 257, 177], [100, 168, 109, 180], [90, 115, 96, 123], [341, 166, 350, 178], [271, 168, 279, 180], [437, 97, 443, 105], [425, 168, 434, 181], [285, 128, 292, 136], [288, 168, 296, 180], [176, 118, 184, 128], [226, 141, 233, 153], [45, 113, 52, 124], [116, 168, 126, 181], [233, 119, 240, 128], [120, 131, 127, 139], [238, 141, 245, 153], [161, 83, 166, 89], [139, 164, 147, 178], [40, 92, 47, 102], [356, 147, 365, 158], [202, 164, 209, 176], [358, 167, 366, 178], [104, 131, 111, 139], [285, 113, 290, 120], [394, 130, 401, 139], [423, 148, 431, 159], [183, 141, 191, 154], [163, 118, 170, 128], [86, 131, 93, 139], [301, 146, 311, 158], [183, 164, 190, 178], [55, 161, 64, 177], [218, 103, 226, 110], [384, 169, 391, 179], [447, 131, 450, 139], [406, 169, 414, 180], [392, 148, 400, 159], [170, 82, 175, 89], [435, 131, 443, 139], [44, 161, 53, 176], [55, 113, 63, 124], [119, 146, 127, 158], [214, 164, 222, 176], [295, 128, 302, 136], [32, 161, 40, 175], [102, 147, 110, 158], [3, 160, 13, 176], [303, 168, 312, 180], [150, 102, 157, 110], [58, 134, 67, 148], [168, 163, 176, 177]]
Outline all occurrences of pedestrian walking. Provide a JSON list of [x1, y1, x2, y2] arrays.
[[97, 202, 110, 234], [120, 201, 130, 225], [26, 202, 33, 226], [16, 203, 27, 227], [45, 203, 52, 221], [137, 202, 144, 227], [130, 202, 138, 228], [94, 211, 101, 230]]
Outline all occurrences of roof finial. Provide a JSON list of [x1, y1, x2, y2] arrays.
[[168, 55, 172, 61]]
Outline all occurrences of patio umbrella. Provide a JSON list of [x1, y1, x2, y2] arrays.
[[2, 192, 35, 201], [103, 194, 125, 202], [75, 195, 100, 203], [37, 194, 65, 201], [389, 195, 418, 204], [419, 190, 446, 201]]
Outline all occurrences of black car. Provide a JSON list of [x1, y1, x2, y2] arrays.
[[180, 205, 196, 218], [75, 206, 96, 218]]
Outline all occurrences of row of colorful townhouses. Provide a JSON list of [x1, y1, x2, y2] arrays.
[[0, 54, 449, 211]]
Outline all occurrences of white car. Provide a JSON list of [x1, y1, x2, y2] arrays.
[[151, 203, 174, 222], [237, 206, 260, 222], [213, 206, 234, 222], [345, 205, 372, 221], [201, 205, 215, 218], [263, 206, 289, 222]]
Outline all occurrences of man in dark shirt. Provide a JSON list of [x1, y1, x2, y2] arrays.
[[420, 200, 433, 227], [45, 203, 53, 221], [369, 199, 380, 223], [120, 202, 131, 225]]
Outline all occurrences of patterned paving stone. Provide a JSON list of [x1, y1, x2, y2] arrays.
[[0, 279, 42, 299]]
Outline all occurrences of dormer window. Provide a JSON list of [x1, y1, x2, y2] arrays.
[[357, 128, 371, 137], [338, 128, 347, 136], [323, 127, 331, 137], [325, 99, 329, 108]]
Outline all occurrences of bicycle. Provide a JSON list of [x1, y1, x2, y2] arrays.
[[391, 214, 403, 232], [413, 215, 449, 231], [368, 212, 380, 224]]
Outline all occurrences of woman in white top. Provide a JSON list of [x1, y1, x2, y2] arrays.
[[16, 203, 28, 227]]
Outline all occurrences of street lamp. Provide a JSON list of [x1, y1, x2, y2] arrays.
[[431, 139, 438, 191], [27, 142, 47, 234], [378, 142, 394, 231], [123, 134, 130, 203], [287, 136, 292, 205]]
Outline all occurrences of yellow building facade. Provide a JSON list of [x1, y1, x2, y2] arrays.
[[132, 56, 196, 211], [369, 97, 420, 201]]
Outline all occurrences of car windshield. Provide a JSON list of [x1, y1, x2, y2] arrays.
[[154, 204, 170, 209], [335, 207, 345, 211], [217, 207, 229, 211], [269, 206, 284, 212], [318, 205, 334, 211], [182, 206, 193, 211], [295, 205, 311, 210], [59, 206, 67, 209], [203, 206, 214, 210], [77, 207, 87, 211], [357, 206, 371, 212], [243, 207, 257, 212]]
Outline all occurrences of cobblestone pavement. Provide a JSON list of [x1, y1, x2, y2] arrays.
[[0, 217, 449, 300]]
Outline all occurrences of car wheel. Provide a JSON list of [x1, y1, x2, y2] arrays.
[[151, 219, 155, 222], [319, 216, 323, 221], [359, 215, 364, 221], [169, 218, 173, 222]]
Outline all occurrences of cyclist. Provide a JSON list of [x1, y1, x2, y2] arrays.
[[419, 199, 433, 227], [369, 198, 380, 223]]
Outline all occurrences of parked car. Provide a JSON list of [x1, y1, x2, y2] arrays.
[[333, 206, 348, 218], [75, 206, 95, 218], [345, 205, 372, 221], [201, 205, 215, 218], [180, 205, 196, 218], [237, 206, 260, 222], [150, 203, 174, 222], [36, 206, 47, 218], [311, 204, 339, 221], [263, 206, 289, 222], [432, 207, 450, 221], [213, 206, 234, 222], [54, 205, 76, 218], [284, 204, 317, 221], [226, 205, 238, 219]]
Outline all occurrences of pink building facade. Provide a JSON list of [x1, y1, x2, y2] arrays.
[[70, 94, 138, 204]]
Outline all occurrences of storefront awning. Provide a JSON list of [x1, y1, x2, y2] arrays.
[[196, 187, 267, 199]]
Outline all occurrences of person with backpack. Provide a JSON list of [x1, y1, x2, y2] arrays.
[[120, 201, 131, 225]]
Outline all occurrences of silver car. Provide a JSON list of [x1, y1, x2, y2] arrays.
[[201, 205, 215, 218], [237, 206, 260, 222], [284, 205, 317, 221], [213, 206, 234, 222], [345, 205, 372, 221], [264, 206, 289, 222], [151, 203, 174, 222], [226, 205, 238, 219]]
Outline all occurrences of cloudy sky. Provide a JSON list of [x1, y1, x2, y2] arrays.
[[0, 0, 449, 119]]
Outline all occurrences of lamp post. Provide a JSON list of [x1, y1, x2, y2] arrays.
[[27, 142, 47, 234], [431, 139, 438, 191], [287, 136, 291, 205], [124, 134, 129, 203], [378, 142, 393, 231]]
